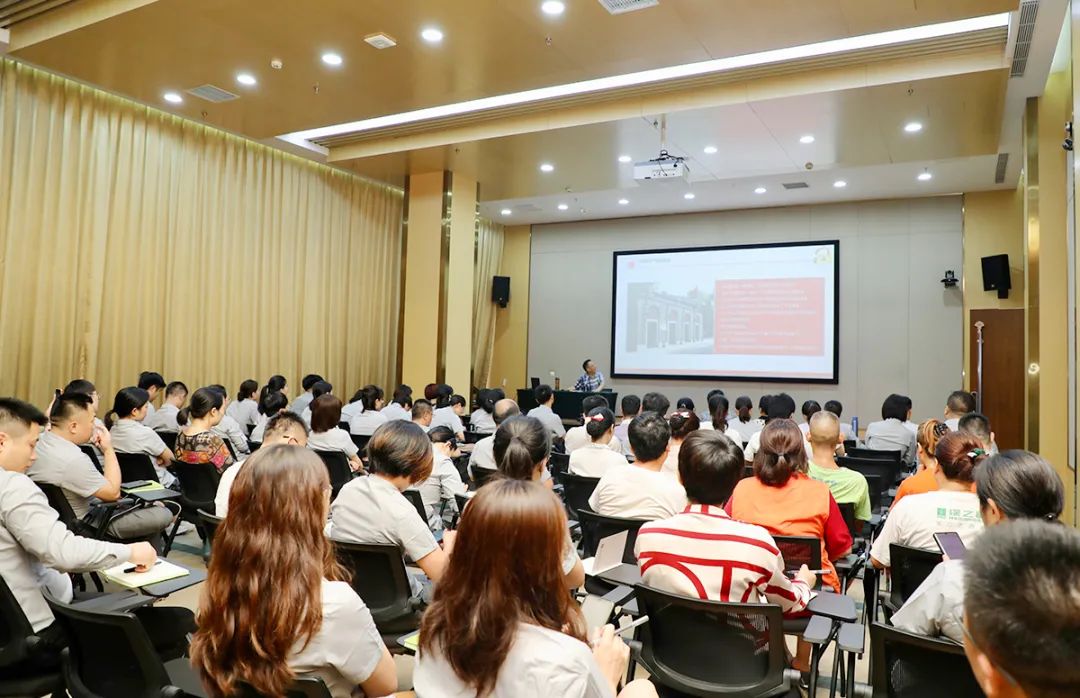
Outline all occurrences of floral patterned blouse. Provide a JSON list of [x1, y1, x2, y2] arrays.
[[175, 430, 234, 472]]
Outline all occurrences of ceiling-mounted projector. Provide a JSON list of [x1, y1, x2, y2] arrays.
[[634, 150, 689, 183]]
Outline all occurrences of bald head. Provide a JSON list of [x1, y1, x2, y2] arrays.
[[493, 399, 520, 425], [809, 410, 841, 446]]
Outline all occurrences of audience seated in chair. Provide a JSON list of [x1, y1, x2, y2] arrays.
[[431, 387, 466, 441], [589, 412, 687, 520], [467, 388, 501, 435], [468, 398, 520, 476], [962, 519, 1080, 698], [191, 444, 398, 698], [414, 478, 657, 698], [379, 385, 414, 423], [742, 393, 804, 462], [28, 393, 175, 546], [226, 379, 260, 433], [613, 394, 640, 445], [0, 397, 191, 676], [175, 387, 236, 473], [957, 411, 998, 455], [328, 421, 452, 603], [806, 411, 871, 531], [863, 393, 918, 464], [348, 385, 388, 437], [298, 381, 334, 426], [216, 412, 309, 517], [943, 390, 976, 432], [661, 409, 699, 476], [307, 394, 363, 473], [640, 392, 670, 418], [823, 399, 856, 443], [136, 371, 166, 425], [568, 407, 627, 478], [564, 395, 623, 455], [892, 420, 950, 509], [413, 426, 466, 530], [526, 384, 565, 439], [410, 399, 433, 433], [893, 450, 1064, 644], [798, 400, 821, 436], [704, 394, 743, 447], [105, 387, 177, 488], [250, 389, 288, 444], [871, 431, 986, 570], [288, 373, 324, 416], [145, 380, 187, 434]]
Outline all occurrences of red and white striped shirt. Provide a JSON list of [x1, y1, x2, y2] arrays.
[[634, 504, 812, 614]]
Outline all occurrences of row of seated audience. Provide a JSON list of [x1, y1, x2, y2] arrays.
[[1, 370, 1077, 697]]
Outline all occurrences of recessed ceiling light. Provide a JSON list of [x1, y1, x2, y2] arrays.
[[618, 198, 630, 205], [421, 27, 444, 43], [163, 92, 183, 104], [618, 155, 632, 163], [754, 186, 767, 194], [904, 121, 924, 133], [833, 180, 847, 188], [321, 52, 343, 66], [541, 1, 565, 15], [799, 135, 815, 144], [684, 192, 696, 200], [236, 73, 257, 86], [539, 162, 555, 173], [918, 171, 933, 181], [501, 208, 513, 216], [557, 203, 569, 211], [703, 145, 718, 154]]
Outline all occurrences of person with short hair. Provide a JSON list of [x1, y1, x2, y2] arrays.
[[640, 392, 671, 418], [958, 412, 997, 454], [411, 399, 434, 432], [574, 358, 605, 392], [289, 373, 324, 415], [468, 399, 520, 475], [380, 385, 414, 423], [215, 412, 309, 517], [568, 408, 627, 478], [863, 393, 918, 463], [250, 390, 288, 443], [307, 394, 363, 472], [414, 479, 656, 698], [806, 412, 871, 527], [870, 431, 986, 569], [432, 392, 467, 441], [962, 519, 1080, 698], [636, 430, 815, 611], [726, 395, 763, 444], [613, 394, 640, 444], [105, 387, 177, 488], [564, 395, 623, 454], [589, 413, 687, 520], [799, 400, 821, 436], [527, 384, 565, 438], [137, 371, 166, 423], [742, 393, 799, 462], [822, 399, 856, 442], [661, 410, 700, 476], [191, 445, 398, 698], [944, 390, 975, 431], [348, 385, 388, 436], [207, 384, 251, 457], [329, 421, 452, 601], [413, 426, 467, 530], [893, 450, 1064, 644], [891, 419, 951, 508], [298, 381, 334, 424], [145, 381, 187, 433], [226, 379, 260, 432]]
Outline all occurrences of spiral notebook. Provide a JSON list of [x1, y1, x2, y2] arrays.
[[100, 560, 189, 588]]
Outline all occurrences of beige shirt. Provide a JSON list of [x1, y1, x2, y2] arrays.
[[308, 428, 360, 458], [28, 431, 107, 519], [563, 426, 623, 455], [568, 443, 627, 478], [588, 464, 688, 520]]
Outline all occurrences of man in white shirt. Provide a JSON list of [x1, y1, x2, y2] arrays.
[[288, 374, 323, 415], [145, 381, 186, 433], [469, 399, 521, 475], [526, 384, 565, 439], [431, 395, 466, 440], [589, 412, 687, 520], [137, 371, 165, 424], [944, 390, 975, 431], [411, 400, 434, 433], [380, 386, 413, 422], [613, 394, 640, 445], [564, 395, 623, 454], [822, 399, 857, 442], [216, 412, 309, 516]]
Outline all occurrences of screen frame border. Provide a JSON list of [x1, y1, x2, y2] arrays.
[[609, 239, 840, 385]]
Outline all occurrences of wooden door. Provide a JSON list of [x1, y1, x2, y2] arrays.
[[969, 309, 1025, 450]]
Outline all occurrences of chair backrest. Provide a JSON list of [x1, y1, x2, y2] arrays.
[[863, 473, 885, 512], [349, 434, 371, 454], [560, 473, 600, 520], [313, 451, 353, 500], [453, 493, 471, 520], [839, 457, 898, 490], [0, 574, 36, 669], [337, 421, 350, 432], [223, 438, 239, 461], [848, 447, 902, 464], [888, 545, 943, 610], [43, 589, 174, 698], [402, 489, 428, 523], [837, 501, 858, 539], [170, 460, 221, 515], [548, 451, 570, 481], [635, 584, 790, 697], [197, 509, 223, 547], [156, 431, 178, 453], [870, 622, 982, 697], [463, 430, 485, 444], [115, 453, 160, 483], [79, 445, 104, 473], [577, 509, 645, 564], [470, 465, 497, 489], [35, 481, 82, 531], [236, 677, 334, 698], [333, 541, 416, 625], [772, 535, 822, 574]]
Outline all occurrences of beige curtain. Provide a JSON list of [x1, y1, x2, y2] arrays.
[[0, 59, 404, 406], [471, 217, 505, 388]]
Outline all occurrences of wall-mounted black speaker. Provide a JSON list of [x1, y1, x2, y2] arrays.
[[981, 254, 1011, 299], [492, 276, 510, 307]]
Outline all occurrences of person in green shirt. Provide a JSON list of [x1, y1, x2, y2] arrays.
[[806, 411, 871, 530]]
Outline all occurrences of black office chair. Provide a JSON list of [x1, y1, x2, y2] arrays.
[[576, 509, 644, 563], [223, 438, 239, 462], [548, 451, 570, 481], [470, 465, 497, 489], [402, 489, 428, 523], [196, 509, 223, 554], [870, 622, 982, 697], [840, 457, 900, 494], [115, 453, 160, 483], [337, 421, 350, 431], [842, 439, 858, 453], [884, 545, 943, 615], [166, 460, 220, 555], [333, 541, 422, 644], [79, 445, 103, 473], [0, 576, 65, 697], [313, 450, 353, 501], [837, 502, 859, 540], [863, 473, 886, 513], [633, 584, 798, 697], [155, 432, 178, 453], [463, 430, 485, 444], [560, 473, 600, 521], [43, 590, 200, 698], [349, 434, 371, 454], [236, 677, 333, 697], [848, 447, 902, 464], [35, 482, 113, 592]]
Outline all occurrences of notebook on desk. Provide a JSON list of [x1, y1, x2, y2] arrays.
[[581, 531, 628, 577], [121, 481, 164, 494], [101, 560, 189, 589]]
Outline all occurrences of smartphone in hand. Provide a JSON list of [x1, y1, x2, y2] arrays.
[[933, 531, 967, 561]]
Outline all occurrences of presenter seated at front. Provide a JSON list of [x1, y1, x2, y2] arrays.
[[574, 359, 605, 392]]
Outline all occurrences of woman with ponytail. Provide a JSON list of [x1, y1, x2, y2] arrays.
[[892, 449, 1063, 643], [106, 387, 176, 486], [891, 419, 951, 508], [494, 416, 586, 589], [226, 379, 260, 432], [250, 390, 288, 444], [568, 407, 626, 478], [871, 431, 987, 570], [175, 387, 234, 472], [661, 410, 700, 476]]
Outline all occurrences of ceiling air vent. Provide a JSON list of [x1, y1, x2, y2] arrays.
[[186, 84, 239, 103], [1010, 1, 1039, 78], [782, 181, 810, 190], [597, 0, 659, 15], [994, 153, 1010, 184], [365, 33, 397, 49]]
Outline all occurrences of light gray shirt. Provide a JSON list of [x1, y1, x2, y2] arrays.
[[328, 475, 438, 565], [28, 431, 108, 519], [308, 428, 360, 459], [588, 464, 688, 521], [341, 401, 364, 424], [469, 435, 496, 473], [349, 410, 388, 437], [468, 408, 496, 434], [380, 403, 412, 423], [109, 418, 175, 487], [0, 470, 130, 631], [289, 392, 315, 416], [212, 414, 251, 456], [145, 403, 180, 433], [226, 399, 260, 430], [864, 418, 918, 463], [528, 404, 566, 438], [891, 559, 966, 644], [413, 451, 466, 529], [431, 407, 465, 436]]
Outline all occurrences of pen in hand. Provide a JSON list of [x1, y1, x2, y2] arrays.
[[123, 560, 162, 574]]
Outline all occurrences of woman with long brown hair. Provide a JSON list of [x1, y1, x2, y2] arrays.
[[190, 445, 397, 697], [415, 478, 657, 697]]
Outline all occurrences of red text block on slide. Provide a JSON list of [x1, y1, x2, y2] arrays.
[[714, 278, 825, 356]]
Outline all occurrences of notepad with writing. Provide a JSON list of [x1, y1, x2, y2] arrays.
[[581, 531, 628, 577], [101, 560, 189, 588]]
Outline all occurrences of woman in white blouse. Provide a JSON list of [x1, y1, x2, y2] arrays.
[[190, 445, 397, 698], [226, 379, 260, 433], [348, 385, 388, 436], [250, 391, 288, 444], [414, 478, 657, 698], [306, 394, 363, 472], [568, 407, 627, 478], [468, 388, 501, 434], [661, 410, 700, 476]]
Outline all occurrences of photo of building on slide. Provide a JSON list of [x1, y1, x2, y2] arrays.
[[623, 282, 715, 354]]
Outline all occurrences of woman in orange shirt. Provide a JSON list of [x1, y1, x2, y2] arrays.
[[891, 419, 950, 509], [725, 419, 852, 673]]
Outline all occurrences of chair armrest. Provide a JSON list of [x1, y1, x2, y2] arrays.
[[807, 590, 858, 623], [601, 584, 636, 608], [803, 615, 834, 645], [71, 590, 152, 614], [837, 622, 865, 654]]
